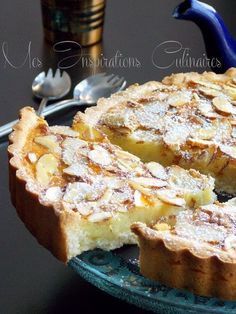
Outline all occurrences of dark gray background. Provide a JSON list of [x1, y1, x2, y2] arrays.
[[1, 1, 236, 313]]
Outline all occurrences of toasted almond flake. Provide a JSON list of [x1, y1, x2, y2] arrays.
[[198, 86, 221, 98], [34, 135, 61, 154], [167, 91, 191, 107], [146, 162, 168, 180], [36, 153, 59, 186], [155, 189, 186, 207], [191, 79, 222, 90], [115, 149, 140, 162], [116, 158, 133, 171], [27, 152, 37, 163], [219, 145, 236, 159], [232, 127, 236, 138], [195, 126, 217, 140], [99, 188, 113, 203], [223, 85, 236, 100], [88, 212, 112, 222], [49, 126, 80, 137], [45, 187, 62, 202], [62, 138, 88, 165], [129, 177, 167, 188], [198, 100, 222, 119], [212, 96, 234, 115], [63, 182, 93, 203], [153, 222, 170, 231], [192, 92, 200, 101], [224, 235, 236, 252], [187, 138, 216, 148], [128, 181, 152, 195], [63, 163, 88, 178], [102, 177, 124, 189], [88, 148, 112, 166]]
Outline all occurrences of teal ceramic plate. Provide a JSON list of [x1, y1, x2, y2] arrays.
[[68, 245, 236, 314]]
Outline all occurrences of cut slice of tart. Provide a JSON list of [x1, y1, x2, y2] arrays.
[[8, 107, 215, 262], [73, 68, 236, 194], [132, 199, 236, 300]]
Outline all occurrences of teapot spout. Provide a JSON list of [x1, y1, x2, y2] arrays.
[[173, 0, 215, 20], [173, 0, 236, 73]]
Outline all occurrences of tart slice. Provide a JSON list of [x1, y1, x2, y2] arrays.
[[132, 199, 236, 300], [8, 107, 215, 262], [73, 68, 236, 194]]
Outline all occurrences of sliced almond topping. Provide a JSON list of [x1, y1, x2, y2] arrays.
[[36, 153, 59, 186], [153, 222, 170, 231], [102, 177, 124, 189], [167, 91, 191, 107], [49, 126, 80, 137], [198, 86, 221, 98], [212, 96, 234, 116], [116, 159, 133, 171], [99, 188, 113, 203], [34, 135, 61, 154], [163, 125, 190, 150], [45, 187, 62, 202], [223, 85, 236, 100], [115, 149, 140, 162], [219, 145, 236, 159], [63, 182, 94, 203], [155, 189, 186, 207], [232, 127, 236, 138], [146, 162, 168, 180], [63, 163, 89, 178], [194, 126, 217, 140], [187, 138, 216, 148], [27, 152, 37, 164], [191, 79, 222, 91], [129, 177, 167, 188], [88, 147, 112, 166], [88, 212, 112, 222], [224, 235, 236, 253], [62, 138, 88, 165], [198, 100, 222, 119]]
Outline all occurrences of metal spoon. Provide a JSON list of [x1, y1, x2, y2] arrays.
[[0, 72, 126, 138], [33, 68, 71, 116], [0, 68, 71, 137]]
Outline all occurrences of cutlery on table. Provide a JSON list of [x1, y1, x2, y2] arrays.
[[0, 72, 126, 138], [0, 68, 71, 138], [34, 68, 71, 116]]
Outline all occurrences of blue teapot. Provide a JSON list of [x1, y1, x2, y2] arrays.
[[173, 0, 236, 73]]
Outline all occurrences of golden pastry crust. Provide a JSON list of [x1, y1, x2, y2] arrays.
[[8, 107, 68, 262], [132, 200, 236, 300]]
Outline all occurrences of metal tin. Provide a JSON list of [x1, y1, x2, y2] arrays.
[[41, 0, 106, 46]]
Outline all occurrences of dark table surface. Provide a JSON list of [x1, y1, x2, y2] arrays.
[[1, 1, 236, 313]]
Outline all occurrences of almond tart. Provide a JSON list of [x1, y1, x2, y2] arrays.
[[132, 198, 236, 300], [8, 107, 215, 262], [74, 68, 236, 194]]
